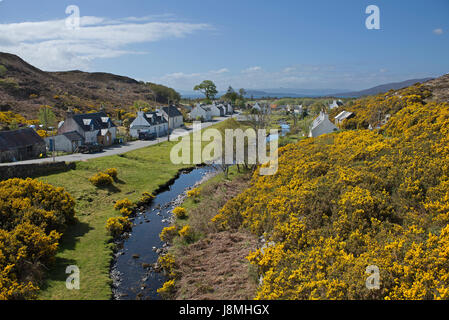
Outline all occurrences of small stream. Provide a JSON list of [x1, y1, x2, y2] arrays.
[[111, 165, 218, 300]]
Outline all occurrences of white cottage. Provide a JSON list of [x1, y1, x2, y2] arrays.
[[309, 112, 339, 138], [160, 106, 184, 130], [58, 111, 117, 146], [334, 111, 354, 126], [210, 104, 225, 117], [130, 111, 168, 138], [189, 104, 212, 121], [329, 99, 344, 110]]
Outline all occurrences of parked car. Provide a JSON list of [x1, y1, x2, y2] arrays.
[[138, 132, 157, 141], [76, 143, 104, 154]]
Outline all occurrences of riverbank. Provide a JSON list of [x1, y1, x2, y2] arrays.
[[165, 166, 259, 300], [36, 119, 244, 300]]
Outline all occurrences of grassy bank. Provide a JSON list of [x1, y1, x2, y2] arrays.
[[167, 166, 259, 300], [37, 119, 242, 300]]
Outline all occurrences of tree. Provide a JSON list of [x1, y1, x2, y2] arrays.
[[147, 83, 181, 104], [194, 80, 218, 101], [222, 86, 239, 103], [239, 88, 247, 99], [38, 105, 56, 130]]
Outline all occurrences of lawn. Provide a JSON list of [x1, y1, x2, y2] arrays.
[[37, 118, 242, 300]]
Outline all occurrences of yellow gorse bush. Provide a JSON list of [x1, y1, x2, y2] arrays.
[[213, 85, 449, 300], [160, 226, 177, 243], [105, 217, 132, 238], [173, 207, 187, 219], [0, 178, 75, 300], [178, 225, 193, 243], [89, 172, 113, 187]]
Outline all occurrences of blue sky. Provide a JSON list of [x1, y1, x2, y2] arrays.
[[0, 0, 448, 92]]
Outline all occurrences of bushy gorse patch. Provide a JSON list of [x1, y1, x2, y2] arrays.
[[213, 85, 449, 300], [173, 207, 187, 219], [0, 178, 75, 300], [105, 217, 132, 238], [89, 172, 113, 187]]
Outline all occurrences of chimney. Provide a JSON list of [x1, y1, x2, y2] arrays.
[[67, 107, 74, 119]]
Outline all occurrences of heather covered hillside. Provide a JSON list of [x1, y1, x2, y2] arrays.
[[0, 52, 179, 119], [212, 77, 449, 299]]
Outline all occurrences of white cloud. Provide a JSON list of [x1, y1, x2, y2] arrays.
[[152, 63, 432, 93], [212, 68, 230, 74], [0, 16, 211, 70], [433, 28, 443, 35], [242, 66, 262, 73]]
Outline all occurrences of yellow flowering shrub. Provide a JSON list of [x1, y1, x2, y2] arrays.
[[114, 198, 133, 211], [137, 192, 155, 206], [105, 217, 132, 238], [173, 207, 187, 219], [0, 178, 75, 300], [213, 85, 449, 300], [178, 225, 193, 243], [187, 188, 200, 202], [104, 168, 118, 180], [157, 279, 175, 299], [157, 253, 177, 278], [160, 226, 177, 243], [89, 172, 113, 187]]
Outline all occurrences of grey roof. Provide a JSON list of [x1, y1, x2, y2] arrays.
[[131, 111, 167, 128], [335, 111, 354, 122], [63, 131, 84, 141], [162, 106, 183, 118], [72, 112, 116, 131], [0, 128, 45, 152]]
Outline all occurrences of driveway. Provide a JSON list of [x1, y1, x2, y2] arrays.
[[0, 115, 236, 166]]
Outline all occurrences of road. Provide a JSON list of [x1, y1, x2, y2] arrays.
[[0, 115, 235, 166]]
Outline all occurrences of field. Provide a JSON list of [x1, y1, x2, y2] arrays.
[[37, 119, 242, 300]]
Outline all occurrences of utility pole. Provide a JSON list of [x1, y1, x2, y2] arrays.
[[167, 100, 171, 142]]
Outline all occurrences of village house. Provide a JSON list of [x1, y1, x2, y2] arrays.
[[210, 103, 225, 117], [226, 103, 234, 115], [130, 110, 168, 139], [189, 104, 212, 121], [44, 131, 84, 153], [252, 102, 262, 112], [160, 106, 184, 130], [329, 99, 344, 110], [58, 110, 117, 146], [0, 128, 46, 163], [334, 110, 355, 126], [309, 111, 339, 138]]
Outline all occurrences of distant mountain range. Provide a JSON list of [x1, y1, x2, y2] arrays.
[[332, 78, 434, 98], [179, 78, 434, 100]]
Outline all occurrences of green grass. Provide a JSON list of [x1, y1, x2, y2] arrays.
[[37, 119, 243, 300]]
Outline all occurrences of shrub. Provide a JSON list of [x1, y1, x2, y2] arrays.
[[0, 178, 75, 299], [106, 217, 132, 238], [157, 253, 177, 278], [187, 188, 200, 198], [214, 87, 449, 300], [178, 225, 193, 243], [114, 198, 133, 211], [137, 192, 155, 206], [173, 207, 187, 219], [160, 226, 177, 243], [89, 172, 113, 187], [157, 279, 175, 299], [104, 168, 118, 180], [119, 207, 133, 217], [0, 64, 6, 76]]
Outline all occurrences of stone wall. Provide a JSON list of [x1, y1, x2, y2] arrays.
[[0, 161, 76, 181]]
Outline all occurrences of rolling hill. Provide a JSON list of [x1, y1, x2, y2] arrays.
[[0, 52, 175, 119], [332, 77, 434, 98]]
